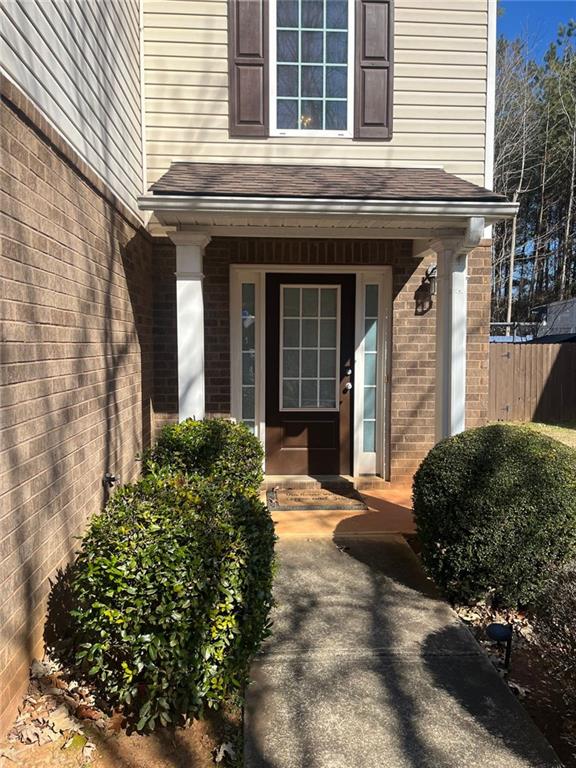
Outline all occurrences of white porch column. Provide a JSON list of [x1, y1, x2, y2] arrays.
[[170, 232, 211, 421], [434, 218, 484, 440], [435, 246, 468, 439]]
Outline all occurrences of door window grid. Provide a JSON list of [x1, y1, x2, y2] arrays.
[[273, 0, 352, 134], [363, 285, 379, 452], [241, 283, 256, 432], [280, 286, 339, 410]]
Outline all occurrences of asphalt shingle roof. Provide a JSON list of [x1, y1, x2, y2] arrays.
[[149, 162, 506, 202]]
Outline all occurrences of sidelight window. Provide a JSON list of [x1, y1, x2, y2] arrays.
[[270, 0, 354, 136], [241, 283, 256, 431], [280, 285, 340, 410], [363, 284, 379, 451]]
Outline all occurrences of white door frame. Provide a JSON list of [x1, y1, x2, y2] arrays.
[[230, 264, 392, 478]]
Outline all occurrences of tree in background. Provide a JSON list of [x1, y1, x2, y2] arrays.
[[493, 22, 576, 328]]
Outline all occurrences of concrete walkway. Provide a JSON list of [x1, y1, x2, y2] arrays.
[[245, 536, 561, 768]]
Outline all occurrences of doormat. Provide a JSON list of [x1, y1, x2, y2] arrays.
[[267, 487, 368, 512]]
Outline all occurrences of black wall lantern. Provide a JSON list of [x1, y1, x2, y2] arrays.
[[414, 263, 437, 315], [425, 264, 437, 296]]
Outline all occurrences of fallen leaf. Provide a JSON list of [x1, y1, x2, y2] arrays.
[[75, 705, 102, 721], [83, 740, 96, 760], [49, 705, 79, 733], [214, 742, 236, 763]]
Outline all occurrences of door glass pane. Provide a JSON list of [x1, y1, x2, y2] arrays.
[[319, 379, 337, 408], [283, 286, 300, 316], [241, 283, 256, 431], [283, 349, 300, 377], [302, 287, 319, 316], [320, 288, 337, 316], [319, 349, 336, 377], [283, 318, 300, 347], [302, 349, 318, 377], [320, 319, 337, 347], [281, 285, 339, 409], [283, 379, 299, 408], [302, 319, 318, 346], [363, 285, 379, 452], [301, 379, 318, 407]]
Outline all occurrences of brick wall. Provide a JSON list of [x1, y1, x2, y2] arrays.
[[0, 80, 154, 735], [466, 242, 492, 428], [153, 237, 490, 481]]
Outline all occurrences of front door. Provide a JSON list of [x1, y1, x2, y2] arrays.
[[265, 274, 355, 474]]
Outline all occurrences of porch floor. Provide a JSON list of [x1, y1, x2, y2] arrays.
[[266, 482, 415, 538]]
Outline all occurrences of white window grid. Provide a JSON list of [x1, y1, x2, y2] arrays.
[[269, 0, 355, 138], [279, 285, 341, 412]]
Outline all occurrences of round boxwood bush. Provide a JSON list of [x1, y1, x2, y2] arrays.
[[69, 469, 275, 730], [413, 424, 576, 607], [535, 564, 576, 699], [144, 418, 263, 493]]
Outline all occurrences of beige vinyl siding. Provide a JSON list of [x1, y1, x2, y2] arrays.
[[143, 0, 489, 187], [1, 0, 143, 213]]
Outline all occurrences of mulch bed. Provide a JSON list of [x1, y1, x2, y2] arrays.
[[0, 657, 240, 768], [455, 604, 576, 768]]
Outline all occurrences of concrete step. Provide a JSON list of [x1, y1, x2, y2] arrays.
[[262, 475, 391, 492]]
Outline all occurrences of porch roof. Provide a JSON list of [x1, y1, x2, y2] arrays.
[[149, 162, 505, 203]]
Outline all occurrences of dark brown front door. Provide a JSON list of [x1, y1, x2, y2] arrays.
[[265, 274, 355, 475]]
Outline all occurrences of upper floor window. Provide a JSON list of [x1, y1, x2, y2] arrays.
[[270, 0, 354, 137], [228, 0, 394, 141]]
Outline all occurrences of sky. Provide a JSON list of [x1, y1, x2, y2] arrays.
[[498, 0, 576, 60]]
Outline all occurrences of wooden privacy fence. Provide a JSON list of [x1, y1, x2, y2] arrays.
[[488, 342, 576, 423]]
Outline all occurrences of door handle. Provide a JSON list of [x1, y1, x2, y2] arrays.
[[344, 382, 353, 392], [345, 368, 353, 377]]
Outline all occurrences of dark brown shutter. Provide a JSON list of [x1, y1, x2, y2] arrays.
[[228, 0, 268, 137], [354, 0, 394, 139]]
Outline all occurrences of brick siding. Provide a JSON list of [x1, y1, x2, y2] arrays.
[[153, 237, 491, 480], [0, 74, 491, 737], [0, 82, 154, 735]]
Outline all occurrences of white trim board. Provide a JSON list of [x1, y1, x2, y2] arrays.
[[230, 264, 392, 478]]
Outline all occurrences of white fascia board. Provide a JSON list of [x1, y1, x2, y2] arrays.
[[138, 195, 518, 225]]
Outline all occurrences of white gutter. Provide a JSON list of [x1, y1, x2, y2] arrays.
[[138, 194, 518, 221]]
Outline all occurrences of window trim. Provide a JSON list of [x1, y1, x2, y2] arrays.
[[269, 0, 355, 138]]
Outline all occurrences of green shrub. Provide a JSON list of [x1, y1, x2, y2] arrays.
[[70, 469, 275, 730], [535, 564, 576, 700], [144, 419, 263, 493], [413, 424, 576, 607]]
